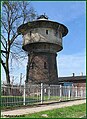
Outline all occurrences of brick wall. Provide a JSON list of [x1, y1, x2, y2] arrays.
[[27, 52, 58, 84]]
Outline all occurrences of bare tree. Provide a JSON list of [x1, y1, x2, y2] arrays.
[[1, 1, 37, 85]]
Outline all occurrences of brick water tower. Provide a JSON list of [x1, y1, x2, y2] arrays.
[[17, 15, 68, 84]]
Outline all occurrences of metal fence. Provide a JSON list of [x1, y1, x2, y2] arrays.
[[1, 83, 86, 108]]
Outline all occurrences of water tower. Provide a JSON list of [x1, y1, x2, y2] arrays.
[[17, 15, 68, 84]]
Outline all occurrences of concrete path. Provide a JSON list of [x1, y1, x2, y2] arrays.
[[1, 99, 86, 117]]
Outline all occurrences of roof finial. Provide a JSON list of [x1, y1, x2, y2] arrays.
[[44, 13, 46, 16], [37, 14, 48, 20]]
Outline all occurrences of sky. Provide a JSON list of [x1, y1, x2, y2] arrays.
[[1, 1, 86, 84], [31, 1, 86, 77]]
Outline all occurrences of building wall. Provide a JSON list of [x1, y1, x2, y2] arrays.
[[24, 43, 62, 53], [73, 83, 86, 87], [23, 28, 62, 51], [59, 81, 86, 87], [28, 52, 58, 84]]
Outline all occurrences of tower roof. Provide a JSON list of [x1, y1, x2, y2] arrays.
[[17, 15, 68, 37]]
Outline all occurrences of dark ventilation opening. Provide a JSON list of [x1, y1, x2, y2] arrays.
[[44, 62, 47, 69], [30, 31, 32, 36], [44, 44, 46, 49], [46, 30, 48, 35]]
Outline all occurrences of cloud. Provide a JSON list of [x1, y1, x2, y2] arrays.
[[57, 51, 86, 77]]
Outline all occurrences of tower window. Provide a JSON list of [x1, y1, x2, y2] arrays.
[[44, 44, 46, 49], [31, 61, 35, 69], [46, 30, 48, 35], [30, 31, 32, 36], [44, 62, 47, 69]]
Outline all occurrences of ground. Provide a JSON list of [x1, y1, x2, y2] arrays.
[[1, 99, 86, 118]]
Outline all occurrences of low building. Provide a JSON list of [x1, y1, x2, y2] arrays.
[[58, 75, 86, 87]]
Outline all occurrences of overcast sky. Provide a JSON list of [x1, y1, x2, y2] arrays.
[[1, 1, 86, 84]]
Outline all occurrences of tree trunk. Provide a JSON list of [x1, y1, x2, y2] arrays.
[[6, 57, 11, 95], [1, 53, 10, 85], [6, 67, 10, 85], [6, 49, 10, 85]]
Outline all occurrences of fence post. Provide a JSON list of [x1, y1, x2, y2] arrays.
[[81, 87, 83, 98], [20, 73, 22, 92], [68, 86, 70, 100], [41, 83, 43, 104], [23, 81, 26, 105], [48, 85, 50, 100], [60, 85, 62, 101], [75, 86, 77, 98]]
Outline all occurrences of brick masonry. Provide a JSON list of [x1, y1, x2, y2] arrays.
[[27, 52, 58, 84]]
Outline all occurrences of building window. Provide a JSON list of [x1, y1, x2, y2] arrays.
[[44, 62, 47, 69], [31, 61, 35, 69], [44, 44, 46, 49], [30, 31, 32, 36], [46, 30, 48, 35]]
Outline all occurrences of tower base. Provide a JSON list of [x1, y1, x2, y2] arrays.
[[26, 52, 59, 85]]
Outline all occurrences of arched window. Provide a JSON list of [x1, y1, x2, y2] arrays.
[[44, 62, 47, 69]]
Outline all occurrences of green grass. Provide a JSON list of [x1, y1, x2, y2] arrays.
[[21, 103, 86, 118], [1, 96, 40, 108], [1, 95, 67, 108], [1, 95, 83, 109]]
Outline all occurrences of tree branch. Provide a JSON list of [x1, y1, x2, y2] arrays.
[[10, 33, 19, 45], [1, 40, 7, 50], [1, 52, 6, 58], [1, 34, 7, 43], [10, 15, 23, 26], [0, 57, 6, 72], [1, 20, 8, 32]]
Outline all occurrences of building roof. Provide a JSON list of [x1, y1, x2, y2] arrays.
[[17, 15, 68, 37], [58, 75, 86, 83]]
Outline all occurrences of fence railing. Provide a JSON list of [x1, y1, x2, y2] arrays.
[[1, 83, 86, 108]]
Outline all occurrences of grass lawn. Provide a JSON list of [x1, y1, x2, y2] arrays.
[[1, 95, 83, 110], [1, 96, 40, 109], [21, 103, 86, 118]]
